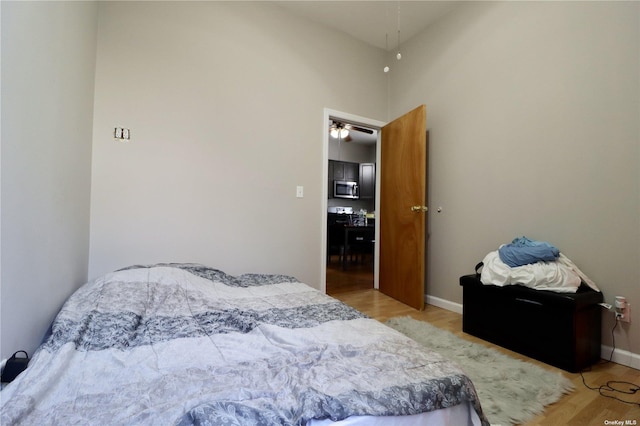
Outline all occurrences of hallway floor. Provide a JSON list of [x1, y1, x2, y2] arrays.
[[325, 255, 374, 295]]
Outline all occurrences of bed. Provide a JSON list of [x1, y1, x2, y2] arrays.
[[1, 263, 487, 425]]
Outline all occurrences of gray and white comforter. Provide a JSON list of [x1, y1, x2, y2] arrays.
[[1, 264, 487, 425]]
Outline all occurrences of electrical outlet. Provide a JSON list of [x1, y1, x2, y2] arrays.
[[615, 296, 631, 323], [114, 127, 131, 142], [615, 305, 631, 323], [621, 304, 631, 323]]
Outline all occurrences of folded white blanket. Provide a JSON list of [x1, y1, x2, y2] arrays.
[[480, 251, 600, 293]]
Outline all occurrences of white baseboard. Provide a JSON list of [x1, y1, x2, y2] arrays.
[[425, 294, 463, 315], [601, 345, 640, 370], [427, 294, 640, 370]]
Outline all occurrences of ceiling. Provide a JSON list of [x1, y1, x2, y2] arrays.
[[276, 2, 459, 145], [275, 1, 459, 51]]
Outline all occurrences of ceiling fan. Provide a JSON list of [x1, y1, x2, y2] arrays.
[[329, 121, 374, 142]]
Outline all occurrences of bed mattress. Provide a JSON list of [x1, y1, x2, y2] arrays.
[[1, 264, 487, 425]]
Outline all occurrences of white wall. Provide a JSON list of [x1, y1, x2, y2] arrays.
[[88, 2, 387, 287], [0, 1, 98, 359], [328, 138, 376, 163], [389, 2, 640, 356]]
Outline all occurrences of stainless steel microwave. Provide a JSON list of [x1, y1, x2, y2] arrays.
[[334, 180, 359, 199]]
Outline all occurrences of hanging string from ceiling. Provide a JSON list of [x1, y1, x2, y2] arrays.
[[383, 2, 402, 73], [396, 2, 402, 61], [383, 33, 390, 73]]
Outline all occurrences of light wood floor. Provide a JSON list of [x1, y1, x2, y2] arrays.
[[326, 260, 640, 426]]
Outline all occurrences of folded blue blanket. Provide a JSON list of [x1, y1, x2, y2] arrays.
[[498, 236, 560, 267]]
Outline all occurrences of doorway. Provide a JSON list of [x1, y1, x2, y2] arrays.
[[321, 106, 429, 312], [320, 109, 385, 295]]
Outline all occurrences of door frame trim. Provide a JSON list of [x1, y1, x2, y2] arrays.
[[320, 108, 386, 294]]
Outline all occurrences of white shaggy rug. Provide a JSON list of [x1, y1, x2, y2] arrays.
[[385, 316, 574, 426]]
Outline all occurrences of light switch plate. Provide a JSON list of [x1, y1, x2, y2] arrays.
[[296, 186, 304, 198]]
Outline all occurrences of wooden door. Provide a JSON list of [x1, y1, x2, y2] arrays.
[[379, 105, 428, 310]]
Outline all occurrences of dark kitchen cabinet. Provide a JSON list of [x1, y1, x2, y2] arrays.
[[344, 162, 359, 181], [330, 160, 359, 181], [328, 161, 334, 198], [359, 163, 375, 200]]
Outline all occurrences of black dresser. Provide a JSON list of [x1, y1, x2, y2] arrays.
[[460, 274, 603, 372]]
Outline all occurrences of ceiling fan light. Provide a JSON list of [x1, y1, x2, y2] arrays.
[[330, 125, 350, 139]]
